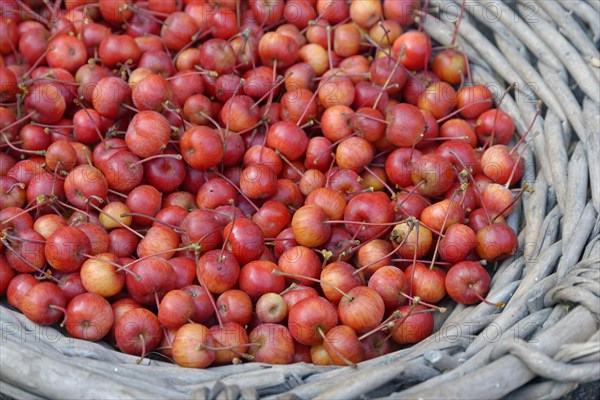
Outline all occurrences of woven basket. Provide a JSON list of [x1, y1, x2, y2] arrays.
[[2, 1, 599, 399]]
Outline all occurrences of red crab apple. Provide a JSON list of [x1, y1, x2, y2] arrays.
[[65, 293, 114, 341]]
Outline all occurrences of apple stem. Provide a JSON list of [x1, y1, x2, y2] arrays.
[[222, 78, 246, 137], [49, 304, 68, 327], [505, 131, 540, 188], [354, 224, 414, 276], [429, 191, 461, 270], [361, 32, 392, 60], [121, 103, 140, 114], [392, 258, 451, 266], [469, 284, 505, 308], [317, 326, 357, 368], [231, 120, 266, 137], [294, 89, 319, 128], [120, 245, 193, 269], [448, 150, 493, 225], [399, 292, 446, 313], [393, 180, 430, 204], [172, 27, 208, 68], [275, 149, 305, 177], [484, 82, 517, 149], [326, 25, 334, 70], [325, 219, 402, 227], [510, 99, 542, 156], [203, 340, 260, 352], [162, 100, 188, 131], [15, 0, 49, 26], [363, 165, 395, 197], [219, 200, 237, 262], [1, 231, 45, 244], [314, 131, 359, 165], [272, 268, 353, 302], [107, 189, 128, 199], [4, 181, 24, 195], [279, 282, 298, 296], [194, 250, 224, 328], [120, 212, 184, 233], [1, 133, 45, 155], [212, 171, 260, 212], [337, 225, 366, 260], [130, 153, 182, 167], [436, 98, 494, 124], [1, 197, 50, 224], [56, 200, 94, 220], [82, 253, 143, 280], [358, 310, 402, 341], [380, 300, 420, 343], [136, 333, 147, 365], [493, 182, 531, 220], [1, 238, 60, 282], [354, 112, 390, 125], [197, 110, 224, 135], [407, 221, 421, 300], [373, 55, 402, 110], [250, 70, 287, 111], [86, 199, 145, 240], [323, 155, 338, 188], [258, 59, 279, 118], [123, 3, 171, 19]]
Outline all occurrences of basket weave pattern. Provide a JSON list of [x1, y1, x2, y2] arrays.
[[1, 1, 599, 399]]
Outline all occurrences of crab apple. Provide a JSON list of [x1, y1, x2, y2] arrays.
[[391, 222, 433, 259], [368, 266, 410, 310], [320, 261, 364, 304], [386, 103, 426, 147], [475, 109, 515, 146], [125, 257, 177, 306], [197, 249, 240, 294], [344, 191, 395, 242], [215, 289, 252, 326], [25, 83, 66, 124], [256, 293, 288, 323], [475, 223, 518, 262], [456, 84, 494, 119], [21, 282, 66, 326], [412, 154, 455, 197], [420, 199, 465, 233], [391, 305, 434, 344], [158, 289, 196, 330], [338, 286, 385, 334], [80, 252, 125, 298], [439, 224, 478, 264], [222, 217, 265, 266], [248, 323, 295, 364], [180, 126, 224, 170], [288, 296, 338, 346], [277, 245, 322, 286], [431, 49, 466, 85], [65, 293, 114, 341], [207, 322, 249, 365], [480, 145, 524, 186], [92, 77, 132, 120], [393, 30, 432, 71], [238, 260, 286, 299], [45, 226, 92, 273], [445, 261, 492, 305], [114, 308, 162, 357], [323, 325, 363, 365], [64, 165, 108, 210], [292, 205, 331, 248]]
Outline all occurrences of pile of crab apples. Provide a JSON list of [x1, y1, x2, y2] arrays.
[[0, 0, 524, 368]]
